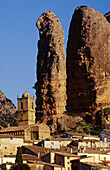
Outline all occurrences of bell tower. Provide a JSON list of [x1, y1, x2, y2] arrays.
[[17, 91, 35, 126]]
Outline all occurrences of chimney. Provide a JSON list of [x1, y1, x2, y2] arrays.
[[8, 123, 10, 128]]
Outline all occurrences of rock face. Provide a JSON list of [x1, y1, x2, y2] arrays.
[[36, 11, 66, 121], [0, 90, 18, 128], [67, 6, 110, 113], [105, 11, 110, 23]]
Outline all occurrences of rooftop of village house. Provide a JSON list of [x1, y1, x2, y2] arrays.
[[22, 145, 60, 155], [0, 134, 23, 138], [79, 147, 110, 154], [80, 162, 110, 169], [45, 138, 74, 141], [65, 131, 99, 138]]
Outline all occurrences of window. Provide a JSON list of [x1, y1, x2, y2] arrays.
[[32, 102, 34, 109], [21, 102, 23, 109], [26, 101, 28, 108]]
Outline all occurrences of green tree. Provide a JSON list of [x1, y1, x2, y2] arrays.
[[11, 147, 30, 170], [15, 147, 23, 164]]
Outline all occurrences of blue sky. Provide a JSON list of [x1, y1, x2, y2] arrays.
[[0, 0, 110, 106]]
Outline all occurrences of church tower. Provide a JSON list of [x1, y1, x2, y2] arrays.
[[17, 91, 35, 126]]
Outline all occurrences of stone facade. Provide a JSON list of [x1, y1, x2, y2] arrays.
[[0, 135, 32, 157], [0, 123, 50, 156], [36, 11, 66, 120], [67, 6, 110, 113], [17, 91, 35, 126], [0, 123, 50, 141]]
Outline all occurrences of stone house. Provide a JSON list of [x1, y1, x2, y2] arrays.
[[0, 134, 33, 157], [80, 161, 110, 170], [29, 161, 64, 170], [43, 138, 73, 149], [78, 148, 110, 163], [41, 152, 80, 170], [0, 91, 51, 143], [0, 123, 50, 141], [43, 162, 64, 170], [0, 154, 40, 164], [55, 152, 80, 170], [41, 152, 55, 164], [65, 132, 100, 140], [0, 123, 50, 157], [78, 139, 110, 149], [22, 145, 47, 157]]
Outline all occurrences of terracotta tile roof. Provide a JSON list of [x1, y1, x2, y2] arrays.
[[83, 147, 110, 154], [79, 139, 99, 142], [4, 154, 41, 162], [66, 132, 99, 138], [22, 145, 59, 153], [28, 161, 64, 168], [55, 152, 80, 157], [22, 145, 55, 157], [0, 125, 29, 133], [81, 162, 110, 169], [48, 138, 73, 141], [22, 154, 41, 161], [0, 123, 50, 133], [66, 132, 87, 136], [0, 134, 23, 138], [43, 162, 64, 168], [102, 160, 110, 163], [5, 155, 16, 158]]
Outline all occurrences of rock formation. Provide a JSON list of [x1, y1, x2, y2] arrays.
[[67, 6, 110, 114], [36, 11, 66, 121], [0, 90, 18, 128], [104, 11, 110, 23]]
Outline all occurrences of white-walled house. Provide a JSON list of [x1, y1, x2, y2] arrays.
[[43, 138, 73, 149]]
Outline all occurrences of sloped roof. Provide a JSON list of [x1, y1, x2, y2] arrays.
[[22, 145, 59, 156], [0, 125, 29, 133], [0, 134, 23, 138], [47, 138, 73, 141], [22, 145, 47, 157], [65, 132, 99, 138], [0, 123, 49, 133], [55, 152, 80, 157], [22, 154, 41, 161]]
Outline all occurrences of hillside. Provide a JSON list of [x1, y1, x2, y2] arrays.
[[0, 90, 18, 128]]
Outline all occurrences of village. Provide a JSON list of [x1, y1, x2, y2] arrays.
[[0, 91, 109, 170], [0, 2, 110, 169]]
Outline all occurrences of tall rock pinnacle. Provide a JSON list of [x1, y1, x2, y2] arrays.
[[36, 11, 66, 121], [67, 6, 110, 113]]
